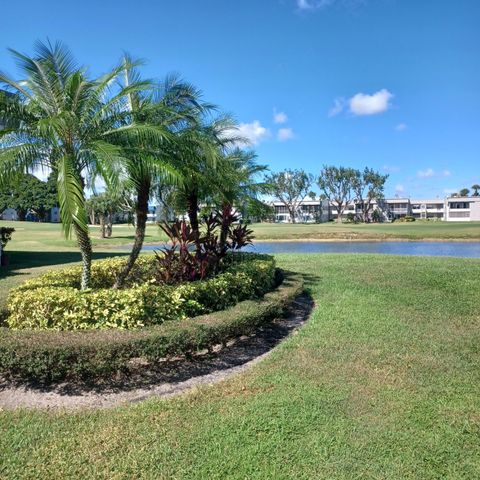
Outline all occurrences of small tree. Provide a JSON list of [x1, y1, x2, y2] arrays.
[[264, 169, 313, 223], [86, 192, 122, 238], [318, 165, 357, 223], [471, 184, 480, 196], [352, 167, 389, 222], [459, 188, 470, 197]]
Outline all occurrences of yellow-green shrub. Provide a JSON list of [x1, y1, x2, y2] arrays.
[[7, 254, 276, 330]]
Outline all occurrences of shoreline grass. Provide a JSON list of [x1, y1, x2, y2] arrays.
[[1, 253, 479, 478]]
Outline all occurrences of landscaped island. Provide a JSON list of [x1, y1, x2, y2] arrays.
[[1, 253, 479, 478]]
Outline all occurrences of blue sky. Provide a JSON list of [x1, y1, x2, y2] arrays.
[[1, 0, 479, 199]]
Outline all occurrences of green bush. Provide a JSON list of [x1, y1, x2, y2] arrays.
[[6, 254, 276, 330], [0, 273, 303, 384]]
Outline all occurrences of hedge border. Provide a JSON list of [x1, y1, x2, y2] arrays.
[[0, 272, 304, 385]]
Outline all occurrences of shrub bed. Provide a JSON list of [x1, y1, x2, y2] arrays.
[[6, 254, 276, 330], [0, 272, 303, 384]]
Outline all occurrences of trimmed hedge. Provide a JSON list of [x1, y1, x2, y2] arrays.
[[6, 254, 276, 330], [0, 272, 303, 384]]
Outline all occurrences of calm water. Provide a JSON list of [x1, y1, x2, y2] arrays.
[[142, 241, 480, 258]]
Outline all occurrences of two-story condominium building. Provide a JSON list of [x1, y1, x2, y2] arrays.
[[445, 197, 480, 221], [410, 199, 445, 220], [270, 196, 480, 223], [272, 200, 330, 223]]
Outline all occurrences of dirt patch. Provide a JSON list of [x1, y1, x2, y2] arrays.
[[0, 295, 313, 411]]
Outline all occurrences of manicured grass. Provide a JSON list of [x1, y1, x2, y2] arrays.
[[250, 220, 480, 240], [1, 254, 479, 479]]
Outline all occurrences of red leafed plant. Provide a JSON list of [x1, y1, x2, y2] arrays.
[[154, 209, 254, 285]]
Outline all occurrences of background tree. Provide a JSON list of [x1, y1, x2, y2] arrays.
[[265, 169, 313, 223], [243, 198, 274, 223], [0, 41, 161, 289], [0, 173, 57, 221], [352, 167, 389, 222], [459, 188, 470, 197], [318, 165, 357, 223], [308, 191, 317, 201], [86, 192, 122, 238], [471, 184, 480, 196]]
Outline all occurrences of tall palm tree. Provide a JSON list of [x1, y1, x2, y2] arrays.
[[113, 61, 215, 288], [472, 184, 480, 196], [0, 41, 164, 289]]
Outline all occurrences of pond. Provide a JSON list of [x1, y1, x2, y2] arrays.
[[143, 241, 480, 258]]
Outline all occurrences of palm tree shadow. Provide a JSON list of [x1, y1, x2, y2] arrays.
[[0, 251, 128, 279]]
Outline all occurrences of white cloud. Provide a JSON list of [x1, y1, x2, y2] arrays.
[[417, 168, 451, 179], [417, 168, 435, 178], [235, 120, 270, 146], [395, 183, 404, 193], [383, 165, 400, 173], [273, 109, 288, 124], [328, 97, 345, 117], [296, 0, 334, 10], [277, 128, 295, 142], [349, 89, 393, 116], [395, 123, 407, 131]]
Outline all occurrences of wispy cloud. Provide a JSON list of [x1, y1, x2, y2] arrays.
[[395, 183, 405, 193], [296, 0, 364, 11], [277, 127, 295, 141], [273, 109, 288, 124], [417, 168, 435, 178], [417, 168, 452, 179], [349, 89, 393, 116], [328, 97, 345, 117], [395, 123, 407, 131], [383, 165, 400, 173]]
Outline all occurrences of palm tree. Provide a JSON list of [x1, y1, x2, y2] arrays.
[[167, 115, 242, 247], [209, 149, 269, 251], [113, 63, 213, 288], [472, 184, 480, 196], [0, 41, 163, 289]]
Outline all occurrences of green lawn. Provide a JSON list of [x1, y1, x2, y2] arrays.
[[1, 254, 479, 479], [250, 220, 480, 240]]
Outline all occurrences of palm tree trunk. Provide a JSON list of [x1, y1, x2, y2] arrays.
[[219, 203, 231, 253], [74, 224, 92, 290], [114, 180, 150, 289], [186, 191, 200, 248]]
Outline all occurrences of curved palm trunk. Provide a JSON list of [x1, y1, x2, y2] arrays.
[[74, 224, 92, 290], [186, 191, 200, 249], [114, 180, 150, 288]]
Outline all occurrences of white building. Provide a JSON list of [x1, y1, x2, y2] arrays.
[[271, 196, 480, 223]]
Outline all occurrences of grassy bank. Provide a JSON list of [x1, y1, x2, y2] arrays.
[[1, 254, 479, 479]]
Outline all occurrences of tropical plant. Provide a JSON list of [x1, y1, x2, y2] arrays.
[[471, 184, 480, 196], [112, 63, 219, 288], [0, 41, 164, 289], [459, 188, 470, 197], [209, 149, 269, 251], [165, 114, 242, 247]]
